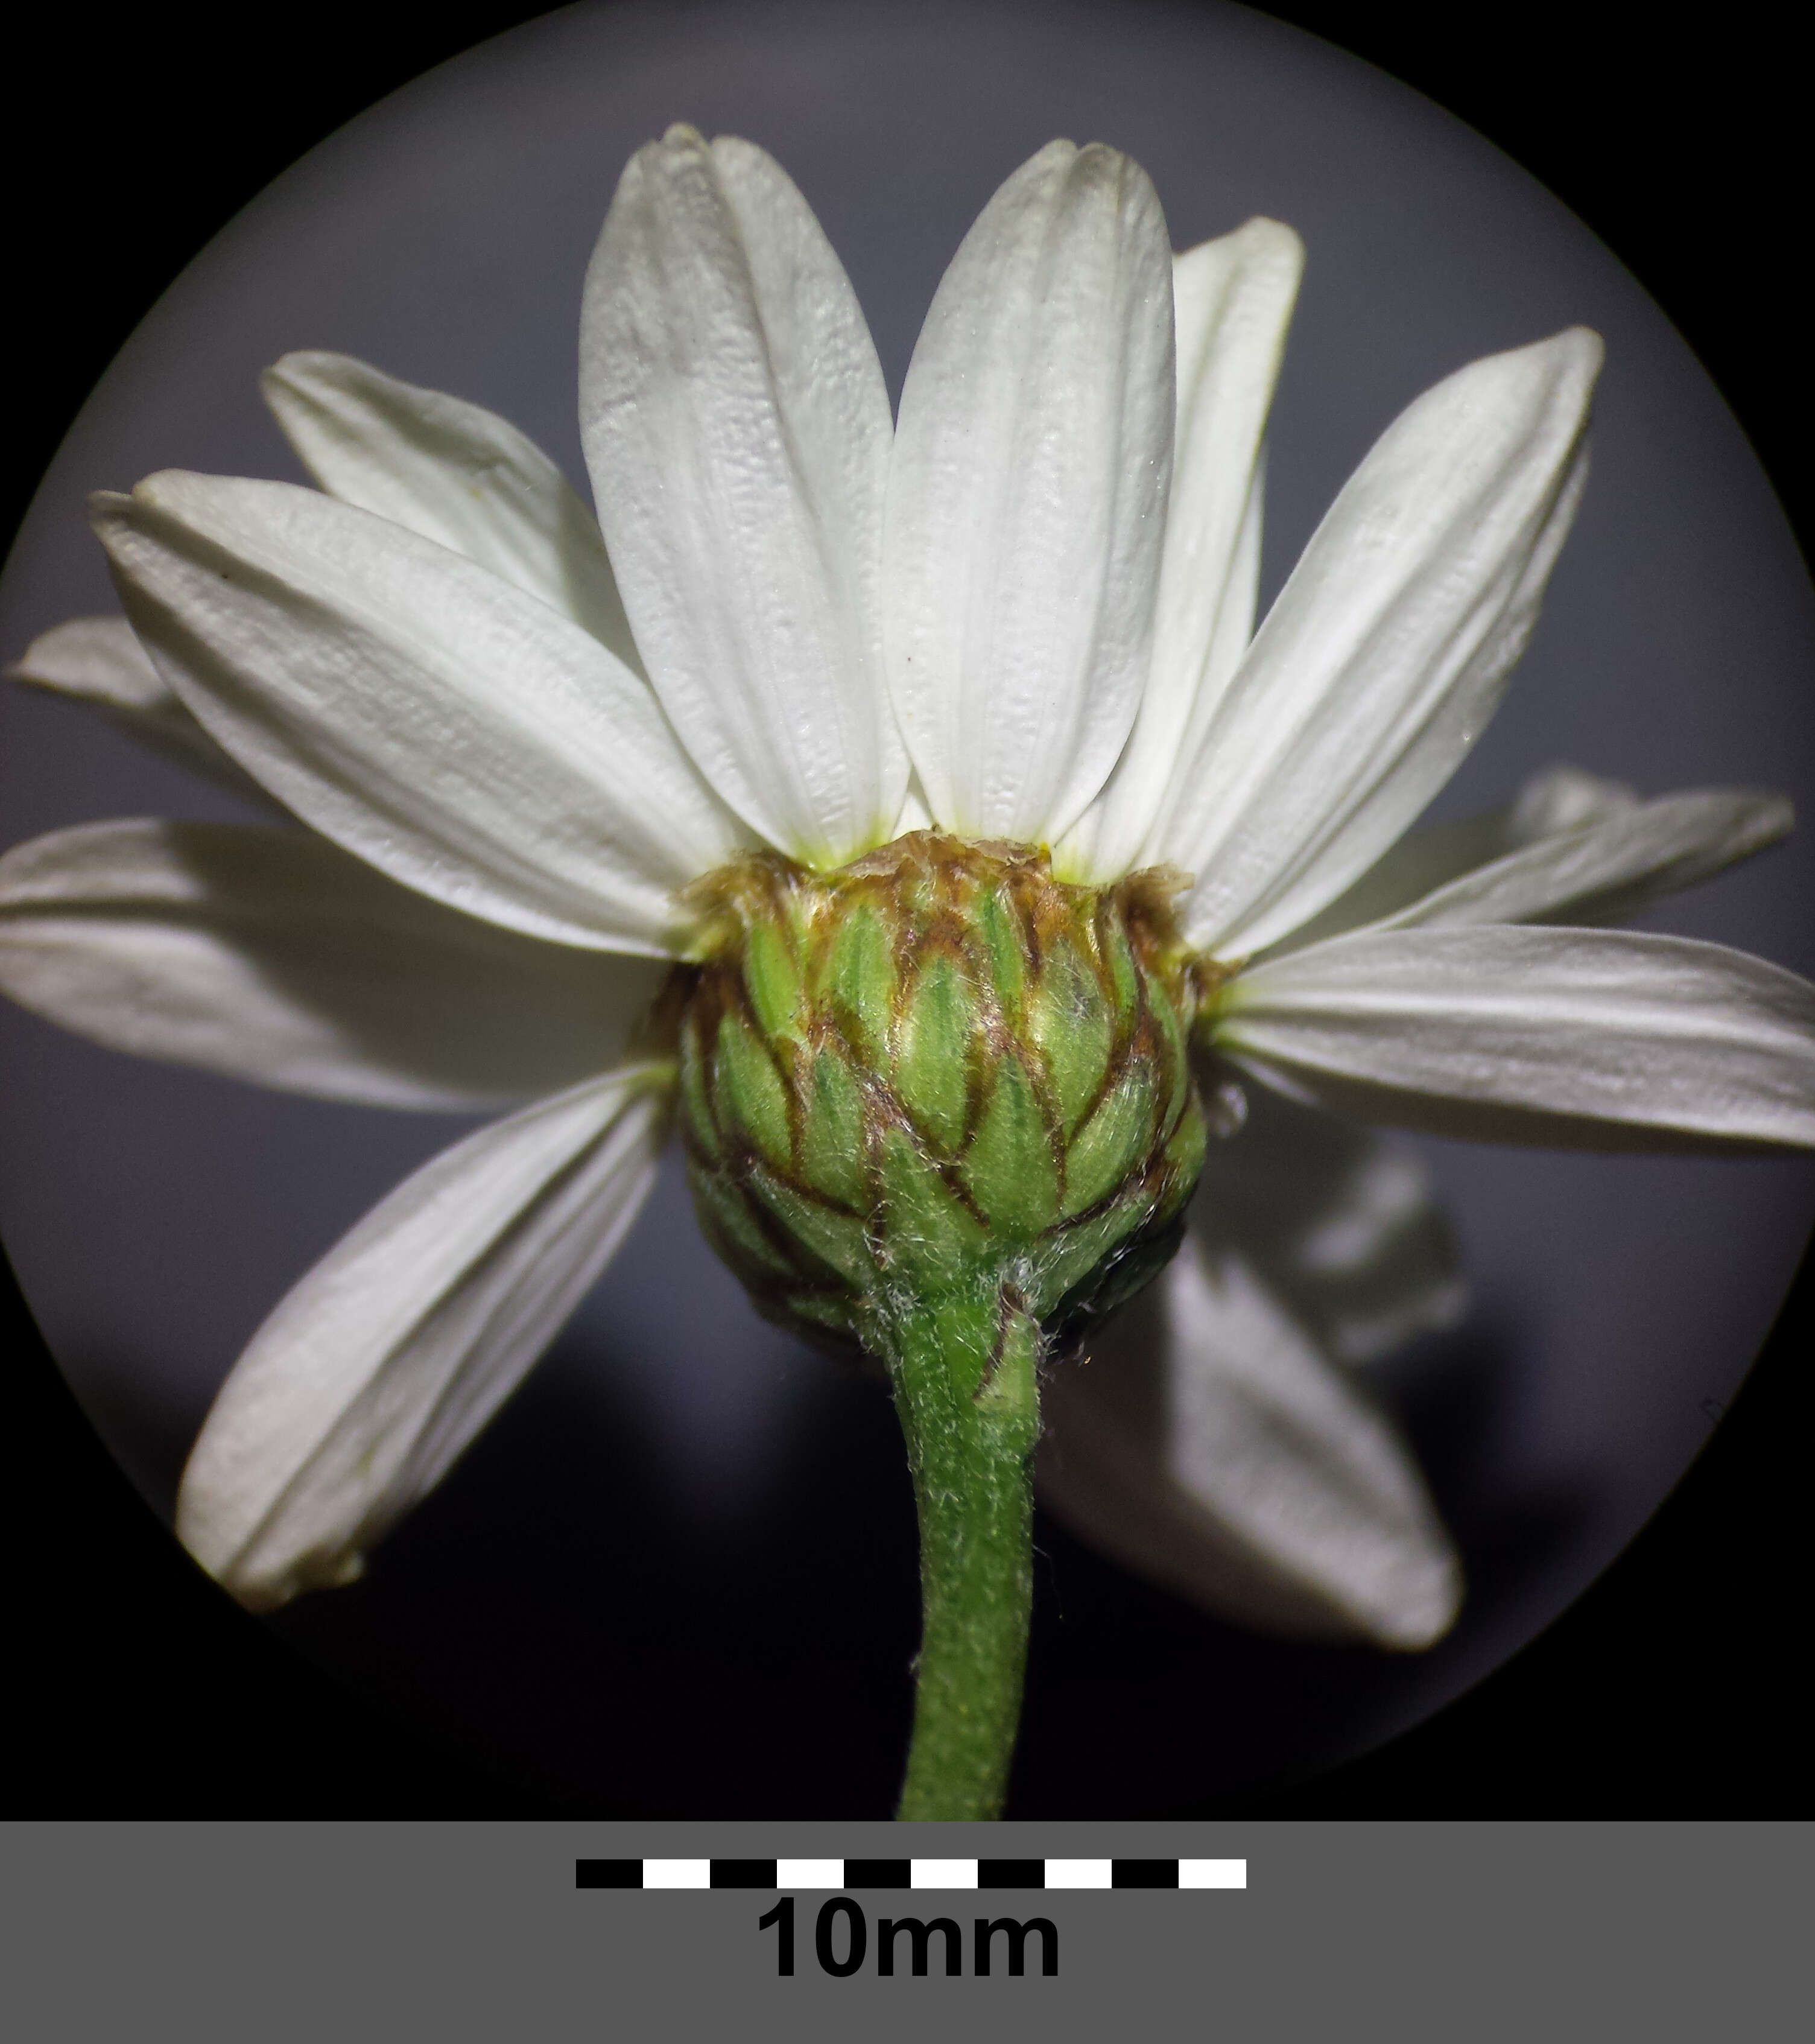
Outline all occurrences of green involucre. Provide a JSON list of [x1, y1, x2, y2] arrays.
[[672, 829, 1207, 1356]]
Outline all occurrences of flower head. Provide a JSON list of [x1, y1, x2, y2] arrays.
[[4, 128, 1811, 1660]]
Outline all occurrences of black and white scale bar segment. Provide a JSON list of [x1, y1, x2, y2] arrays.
[[575, 1858, 1244, 1890]]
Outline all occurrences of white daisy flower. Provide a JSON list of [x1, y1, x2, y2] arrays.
[[5, 130, 1811, 1815]]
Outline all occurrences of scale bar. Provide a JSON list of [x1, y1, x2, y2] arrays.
[[577, 1857, 1245, 1891]]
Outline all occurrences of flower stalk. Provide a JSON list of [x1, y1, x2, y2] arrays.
[[879, 1288, 1041, 1819]]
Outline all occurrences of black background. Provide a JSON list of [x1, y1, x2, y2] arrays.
[[4, 0, 1809, 1815]]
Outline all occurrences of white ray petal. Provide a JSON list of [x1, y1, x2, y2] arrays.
[[0, 820, 665, 1109], [1165, 328, 1603, 959], [1062, 221, 1299, 880], [7, 614, 272, 802], [262, 351, 641, 667], [1192, 1073, 1466, 1365], [93, 473, 748, 956], [884, 139, 1175, 845], [580, 126, 902, 865], [1190, 455, 1266, 749], [1372, 786, 1792, 932], [1270, 761, 1641, 955], [1039, 1230, 1461, 1647], [1220, 925, 1815, 1148], [1505, 762, 1641, 839], [177, 1066, 671, 1609]]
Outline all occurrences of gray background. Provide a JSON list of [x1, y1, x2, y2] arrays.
[[2, 0, 1811, 1814], [3, 1821, 1805, 2037]]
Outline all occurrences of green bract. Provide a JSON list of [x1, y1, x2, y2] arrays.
[[674, 830, 1210, 1365]]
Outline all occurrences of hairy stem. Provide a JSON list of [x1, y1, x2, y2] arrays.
[[875, 1285, 1042, 1821]]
